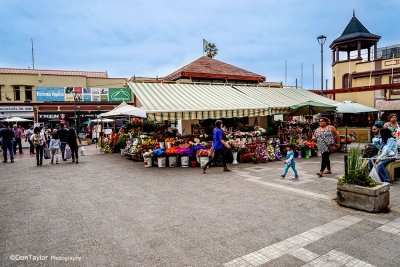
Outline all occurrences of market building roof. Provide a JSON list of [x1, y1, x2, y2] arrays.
[[376, 100, 400, 111], [163, 56, 266, 82], [0, 67, 108, 78], [127, 82, 337, 121]]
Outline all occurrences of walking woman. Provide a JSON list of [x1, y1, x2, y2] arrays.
[[67, 128, 81, 164], [202, 120, 231, 173], [312, 117, 340, 177], [30, 127, 45, 166]]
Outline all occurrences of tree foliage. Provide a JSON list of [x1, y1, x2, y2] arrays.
[[204, 42, 218, 58]]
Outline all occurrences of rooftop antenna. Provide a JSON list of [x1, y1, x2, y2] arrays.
[[353, 8, 355, 17], [31, 38, 35, 69]]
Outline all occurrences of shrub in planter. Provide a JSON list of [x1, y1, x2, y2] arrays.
[[337, 145, 389, 212]]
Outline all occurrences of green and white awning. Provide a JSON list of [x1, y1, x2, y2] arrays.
[[128, 82, 278, 121], [233, 86, 338, 108], [127, 82, 338, 122]]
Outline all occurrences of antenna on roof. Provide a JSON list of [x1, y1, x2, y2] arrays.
[[353, 8, 355, 17], [31, 38, 35, 69]]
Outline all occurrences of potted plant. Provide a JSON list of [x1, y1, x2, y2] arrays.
[[337, 145, 390, 212], [143, 152, 152, 168], [177, 147, 194, 167], [228, 139, 244, 165]]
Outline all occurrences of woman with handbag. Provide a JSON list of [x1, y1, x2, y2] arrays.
[[370, 127, 398, 184], [312, 117, 340, 177], [67, 128, 81, 164]]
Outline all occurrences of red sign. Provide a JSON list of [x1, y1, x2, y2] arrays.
[[60, 119, 66, 124]]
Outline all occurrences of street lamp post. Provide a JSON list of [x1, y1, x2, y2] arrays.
[[317, 35, 327, 96], [73, 91, 78, 131]]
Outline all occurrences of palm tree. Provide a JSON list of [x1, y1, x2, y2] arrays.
[[205, 43, 218, 58]]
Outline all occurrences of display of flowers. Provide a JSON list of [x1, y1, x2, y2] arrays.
[[151, 148, 167, 157], [177, 147, 195, 157], [305, 141, 318, 150], [166, 147, 178, 155], [227, 139, 245, 152], [143, 152, 152, 158], [196, 149, 212, 157], [295, 139, 306, 151]]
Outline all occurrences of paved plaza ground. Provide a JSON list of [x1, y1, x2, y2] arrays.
[[2, 145, 400, 266]]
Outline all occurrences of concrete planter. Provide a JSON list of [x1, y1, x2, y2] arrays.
[[337, 183, 390, 212]]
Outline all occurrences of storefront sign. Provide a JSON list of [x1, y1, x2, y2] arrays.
[[0, 106, 33, 112], [36, 87, 131, 103], [36, 87, 65, 102], [108, 88, 132, 102]]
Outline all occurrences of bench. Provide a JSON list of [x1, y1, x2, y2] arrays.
[[385, 160, 400, 182]]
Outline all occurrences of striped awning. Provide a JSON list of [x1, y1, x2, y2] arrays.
[[233, 86, 339, 108], [128, 82, 279, 121]]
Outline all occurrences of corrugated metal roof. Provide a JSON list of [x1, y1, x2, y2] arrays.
[[0, 68, 108, 78]]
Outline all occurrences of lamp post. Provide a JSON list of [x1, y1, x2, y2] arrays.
[[317, 35, 327, 96], [72, 91, 78, 131]]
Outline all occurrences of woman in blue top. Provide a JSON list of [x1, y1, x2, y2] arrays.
[[202, 120, 231, 174], [374, 127, 398, 183]]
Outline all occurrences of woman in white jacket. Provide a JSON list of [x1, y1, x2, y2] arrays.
[[48, 132, 61, 164]]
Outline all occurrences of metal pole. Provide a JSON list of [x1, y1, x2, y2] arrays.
[[301, 63, 303, 88], [31, 38, 35, 69], [344, 154, 348, 178], [321, 42, 324, 96]]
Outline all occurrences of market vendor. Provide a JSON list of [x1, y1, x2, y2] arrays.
[[202, 120, 231, 174]]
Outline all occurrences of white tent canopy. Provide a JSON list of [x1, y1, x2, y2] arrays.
[[98, 102, 147, 118], [5, 117, 33, 122], [336, 100, 378, 114]]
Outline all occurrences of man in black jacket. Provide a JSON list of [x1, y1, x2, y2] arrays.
[[58, 123, 69, 161], [1, 122, 15, 163]]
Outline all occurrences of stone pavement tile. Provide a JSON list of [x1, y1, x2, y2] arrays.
[[304, 220, 383, 256], [336, 236, 400, 266], [259, 254, 305, 267]]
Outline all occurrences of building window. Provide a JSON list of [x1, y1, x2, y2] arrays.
[[13, 86, 20, 101], [0, 86, 2, 100], [25, 86, 32, 101], [391, 76, 400, 84], [343, 74, 351, 88]]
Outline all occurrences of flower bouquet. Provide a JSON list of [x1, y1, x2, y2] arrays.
[[228, 139, 245, 153], [266, 143, 276, 161]]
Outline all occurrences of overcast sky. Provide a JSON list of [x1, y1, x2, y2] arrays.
[[0, 0, 399, 89]]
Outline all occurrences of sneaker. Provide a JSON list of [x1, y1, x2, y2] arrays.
[[10, 160, 14, 163], [3, 160, 7, 163], [223, 167, 232, 172], [280, 174, 285, 179], [294, 175, 299, 179], [56, 162, 59, 164]]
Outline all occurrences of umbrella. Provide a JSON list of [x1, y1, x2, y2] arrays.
[[290, 101, 337, 116], [336, 100, 378, 114], [99, 105, 147, 118], [5, 117, 33, 122], [290, 101, 337, 138]]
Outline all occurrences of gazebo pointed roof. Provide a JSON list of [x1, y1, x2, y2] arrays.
[[330, 12, 380, 49]]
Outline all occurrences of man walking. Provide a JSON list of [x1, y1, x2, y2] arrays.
[[1, 122, 15, 163], [13, 124, 23, 154], [58, 123, 69, 161], [202, 120, 231, 174], [25, 125, 35, 154]]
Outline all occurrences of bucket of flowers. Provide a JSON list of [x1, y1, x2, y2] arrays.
[[305, 141, 317, 159], [228, 139, 245, 164], [196, 149, 212, 167], [295, 139, 305, 158], [151, 148, 167, 168], [177, 147, 194, 167], [143, 151, 152, 168], [165, 138, 174, 149], [166, 146, 178, 167]]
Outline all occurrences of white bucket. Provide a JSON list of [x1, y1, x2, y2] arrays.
[[181, 156, 189, 167], [242, 138, 247, 145], [168, 156, 177, 167], [166, 142, 172, 149], [158, 157, 167, 168], [200, 156, 209, 167], [144, 157, 152, 168], [159, 142, 165, 149]]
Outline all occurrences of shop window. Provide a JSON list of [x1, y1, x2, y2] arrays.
[[25, 86, 32, 101], [13, 86, 20, 101]]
